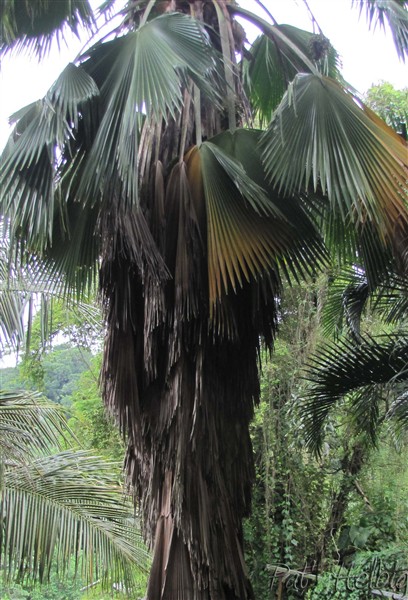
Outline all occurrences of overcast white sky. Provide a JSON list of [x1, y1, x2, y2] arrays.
[[0, 0, 406, 150]]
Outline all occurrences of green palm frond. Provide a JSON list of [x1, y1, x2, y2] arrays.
[[320, 260, 393, 341], [0, 228, 101, 356], [387, 387, 408, 432], [0, 292, 25, 352], [353, 0, 408, 61], [202, 141, 278, 217], [0, 392, 150, 589], [244, 26, 342, 124], [200, 141, 278, 302], [0, 11, 220, 289], [315, 188, 400, 289], [2, 450, 150, 588], [0, 256, 26, 354], [0, 234, 42, 353], [374, 273, 408, 323], [303, 334, 408, 454], [214, 129, 327, 267], [0, 0, 94, 57], [322, 261, 408, 340], [356, 220, 399, 287], [0, 391, 71, 465], [335, 276, 369, 340], [0, 63, 100, 252], [229, 4, 318, 75], [208, 130, 329, 279], [262, 74, 408, 239]]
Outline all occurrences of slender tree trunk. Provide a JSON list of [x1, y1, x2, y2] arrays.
[[316, 443, 367, 567]]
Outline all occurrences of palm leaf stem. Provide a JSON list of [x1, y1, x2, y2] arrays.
[[229, 4, 320, 75], [194, 84, 202, 146], [214, 1, 237, 132], [140, 0, 156, 27]]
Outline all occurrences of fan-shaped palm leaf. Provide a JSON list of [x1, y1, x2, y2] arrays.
[[262, 74, 408, 241], [208, 129, 329, 277], [75, 11, 220, 209], [229, 4, 318, 74], [181, 129, 327, 305], [244, 26, 342, 124], [0, 63, 100, 251], [0, 11, 220, 296]]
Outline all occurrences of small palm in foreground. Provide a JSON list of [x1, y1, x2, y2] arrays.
[[0, 390, 150, 592]]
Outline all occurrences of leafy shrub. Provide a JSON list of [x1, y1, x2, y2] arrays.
[[306, 547, 408, 599]]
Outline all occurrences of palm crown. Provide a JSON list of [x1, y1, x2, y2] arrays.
[[0, 1, 407, 597]]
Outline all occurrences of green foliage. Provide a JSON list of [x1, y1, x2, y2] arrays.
[[306, 547, 408, 599], [6, 344, 94, 407], [0, 574, 82, 599], [244, 282, 331, 599], [0, 0, 93, 58], [68, 354, 124, 461], [0, 562, 148, 599], [245, 277, 408, 599], [1, 0, 408, 596], [0, 391, 150, 594], [343, 439, 408, 550], [0, 367, 20, 391], [41, 344, 93, 406], [16, 296, 101, 394], [365, 81, 408, 134]]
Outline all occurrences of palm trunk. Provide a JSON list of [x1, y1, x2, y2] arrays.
[[105, 290, 260, 598], [121, 331, 259, 599]]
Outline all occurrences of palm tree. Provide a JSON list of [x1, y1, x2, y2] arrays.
[[0, 390, 151, 592], [0, 1, 407, 597]]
